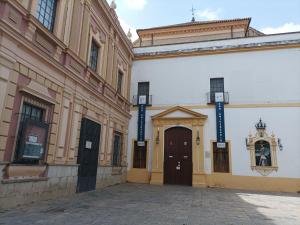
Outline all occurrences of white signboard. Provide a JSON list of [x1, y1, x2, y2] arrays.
[[85, 141, 92, 149], [217, 142, 226, 149], [215, 92, 224, 103], [28, 135, 38, 143], [137, 141, 145, 147], [138, 95, 147, 105]]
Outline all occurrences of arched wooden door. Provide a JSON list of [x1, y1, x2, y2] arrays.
[[164, 127, 192, 186]]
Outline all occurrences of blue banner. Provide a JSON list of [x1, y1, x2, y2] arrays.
[[137, 104, 146, 145], [215, 101, 226, 148]]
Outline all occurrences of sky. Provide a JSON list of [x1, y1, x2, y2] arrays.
[[106, 0, 300, 41]]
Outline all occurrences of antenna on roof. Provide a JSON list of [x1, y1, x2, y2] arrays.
[[191, 6, 196, 22]]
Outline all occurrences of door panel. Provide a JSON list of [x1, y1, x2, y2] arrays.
[[164, 127, 192, 186], [77, 118, 101, 193]]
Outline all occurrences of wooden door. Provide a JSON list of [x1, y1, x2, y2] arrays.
[[77, 118, 101, 193], [164, 127, 192, 186]]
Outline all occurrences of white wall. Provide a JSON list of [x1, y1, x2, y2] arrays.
[[128, 107, 300, 178], [129, 34, 300, 179], [131, 48, 300, 105]]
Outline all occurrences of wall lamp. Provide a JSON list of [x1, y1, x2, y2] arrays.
[[278, 138, 283, 151], [156, 128, 160, 144], [245, 138, 249, 148], [196, 130, 200, 145]]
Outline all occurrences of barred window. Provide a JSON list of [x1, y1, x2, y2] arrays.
[[213, 142, 229, 173], [210, 78, 224, 103], [36, 0, 57, 32], [89, 40, 99, 71], [117, 70, 123, 94], [14, 103, 49, 164], [112, 132, 122, 167], [133, 141, 147, 168]]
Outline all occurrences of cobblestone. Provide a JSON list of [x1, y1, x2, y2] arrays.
[[0, 183, 299, 225]]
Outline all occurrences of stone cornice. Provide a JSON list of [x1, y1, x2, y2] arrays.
[[93, 0, 133, 55], [134, 40, 300, 60], [137, 18, 251, 38], [0, 19, 131, 119]]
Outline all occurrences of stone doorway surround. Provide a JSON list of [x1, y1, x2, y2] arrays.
[[150, 106, 207, 187]]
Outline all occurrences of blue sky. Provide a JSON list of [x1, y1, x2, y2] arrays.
[[107, 0, 300, 41]]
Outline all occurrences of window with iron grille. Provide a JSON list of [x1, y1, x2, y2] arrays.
[[137, 82, 150, 105], [14, 103, 48, 164], [213, 142, 229, 173], [133, 141, 147, 168], [36, 0, 57, 32], [210, 78, 224, 103], [112, 132, 122, 167], [89, 40, 99, 71], [117, 70, 123, 94]]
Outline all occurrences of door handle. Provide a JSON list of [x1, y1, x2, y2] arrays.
[[176, 161, 180, 170]]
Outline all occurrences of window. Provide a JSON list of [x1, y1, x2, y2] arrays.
[[138, 82, 150, 104], [213, 142, 229, 173], [210, 78, 224, 103], [117, 70, 123, 94], [112, 132, 122, 167], [133, 141, 147, 168], [138, 82, 149, 97], [36, 0, 57, 32], [89, 40, 99, 71], [14, 103, 49, 164]]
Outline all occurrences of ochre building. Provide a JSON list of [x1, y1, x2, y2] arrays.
[[0, 0, 133, 208]]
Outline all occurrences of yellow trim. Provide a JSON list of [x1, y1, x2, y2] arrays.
[[210, 140, 232, 174], [150, 107, 208, 186], [151, 105, 207, 120], [134, 43, 300, 61], [132, 103, 300, 111], [206, 174, 300, 193], [127, 169, 150, 184]]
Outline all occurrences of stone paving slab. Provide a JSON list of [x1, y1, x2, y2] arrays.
[[0, 183, 299, 225]]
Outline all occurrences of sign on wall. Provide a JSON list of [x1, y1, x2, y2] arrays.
[[215, 92, 226, 148], [137, 95, 147, 146]]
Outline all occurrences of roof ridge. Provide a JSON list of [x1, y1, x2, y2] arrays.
[[137, 17, 251, 32]]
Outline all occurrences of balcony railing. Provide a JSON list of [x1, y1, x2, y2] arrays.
[[206, 92, 229, 104], [132, 95, 152, 106]]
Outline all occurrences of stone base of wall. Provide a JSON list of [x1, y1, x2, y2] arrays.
[[0, 165, 78, 209], [96, 166, 127, 189]]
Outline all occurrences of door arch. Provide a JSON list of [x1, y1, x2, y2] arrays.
[[164, 127, 192, 186]]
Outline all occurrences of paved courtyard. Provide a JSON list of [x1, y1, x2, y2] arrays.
[[0, 183, 299, 225]]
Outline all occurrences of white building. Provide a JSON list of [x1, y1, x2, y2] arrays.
[[126, 18, 300, 192]]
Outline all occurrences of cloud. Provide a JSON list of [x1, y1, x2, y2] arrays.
[[119, 18, 139, 42], [261, 23, 300, 34], [123, 0, 147, 10], [196, 8, 222, 21]]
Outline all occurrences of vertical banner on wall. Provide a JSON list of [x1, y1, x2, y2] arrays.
[[215, 92, 226, 149], [137, 95, 147, 146]]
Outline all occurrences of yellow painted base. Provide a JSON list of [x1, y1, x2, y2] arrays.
[[149, 171, 163, 185], [206, 173, 300, 193], [130, 170, 300, 193], [127, 169, 150, 184], [192, 173, 207, 188]]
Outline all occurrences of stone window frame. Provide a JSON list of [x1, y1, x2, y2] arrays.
[[111, 131, 123, 168], [131, 139, 149, 169], [12, 95, 52, 165], [246, 123, 278, 176], [87, 28, 105, 76]]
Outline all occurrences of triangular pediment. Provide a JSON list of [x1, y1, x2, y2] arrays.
[[152, 106, 207, 120]]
